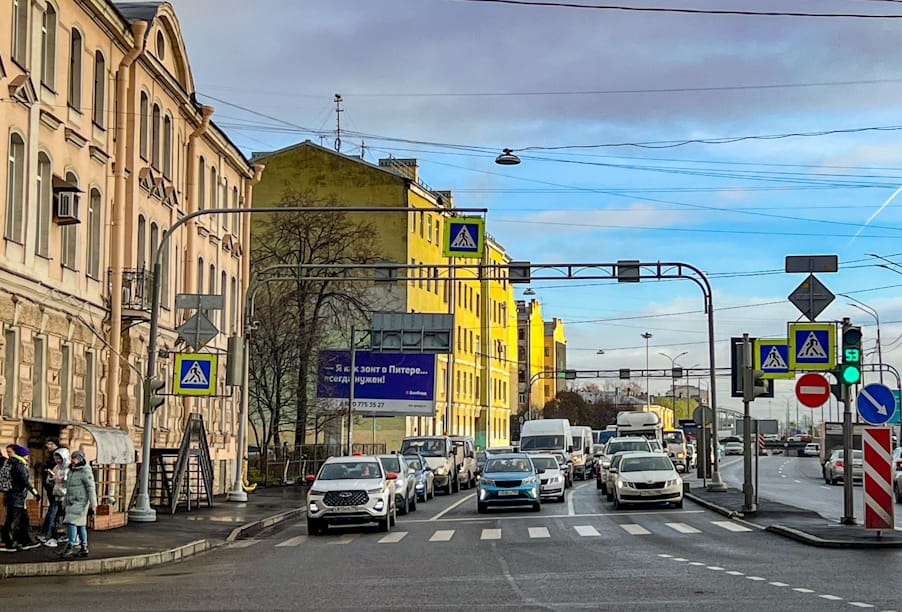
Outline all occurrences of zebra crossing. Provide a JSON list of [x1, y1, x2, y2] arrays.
[[247, 518, 754, 549]]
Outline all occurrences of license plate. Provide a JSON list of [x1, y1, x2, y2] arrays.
[[641, 490, 659, 496], [498, 490, 518, 496], [332, 506, 360, 513]]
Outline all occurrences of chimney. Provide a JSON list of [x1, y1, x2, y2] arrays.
[[435, 190, 454, 208], [378, 157, 418, 181]]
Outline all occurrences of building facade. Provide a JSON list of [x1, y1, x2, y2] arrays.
[[542, 317, 567, 403], [0, 0, 258, 511], [249, 141, 516, 451]]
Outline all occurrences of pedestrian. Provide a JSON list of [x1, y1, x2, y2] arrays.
[[37, 438, 64, 546], [38, 448, 69, 548], [0, 444, 42, 552], [60, 450, 96, 558]]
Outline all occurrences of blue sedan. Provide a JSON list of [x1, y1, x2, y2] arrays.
[[476, 453, 542, 513], [403, 454, 435, 502]]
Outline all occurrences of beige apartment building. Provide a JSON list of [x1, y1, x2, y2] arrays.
[[0, 0, 260, 515]]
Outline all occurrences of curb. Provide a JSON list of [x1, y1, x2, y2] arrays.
[[767, 524, 902, 549], [685, 492, 742, 519], [0, 505, 305, 580]]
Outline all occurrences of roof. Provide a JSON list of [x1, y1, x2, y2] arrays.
[[114, 1, 162, 30]]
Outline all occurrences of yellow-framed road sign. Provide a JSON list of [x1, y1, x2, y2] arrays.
[[173, 353, 217, 396], [788, 322, 835, 372], [754, 338, 793, 379], [443, 216, 485, 258]]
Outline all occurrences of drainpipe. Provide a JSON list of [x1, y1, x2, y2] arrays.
[[109, 20, 146, 432]]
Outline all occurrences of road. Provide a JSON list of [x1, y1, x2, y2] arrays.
[[3, 478, 902, 610], [719, 454, 902, 526]]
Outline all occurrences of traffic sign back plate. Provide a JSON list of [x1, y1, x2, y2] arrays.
[[788, 274, 835, 321]]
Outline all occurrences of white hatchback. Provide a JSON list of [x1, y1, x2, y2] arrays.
[[611, 452, 683, 509], [529, 454, 566, 502]]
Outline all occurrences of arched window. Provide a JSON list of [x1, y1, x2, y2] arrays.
[[162, 115, 172, 177], [92, 51, 105, 127], [161, 228, 170, 304], [35, 153, 52, 257], [196, 257, 204, 292], [40, 5, 57, 87], [197, 157, 206, 210], [68, 28, 82, 109], [210, 167, 217, 208], [139, 92, 149, 160], [86, 188, 102, 278], [220, 271, 227, 329], [208, 264, 216, 295], [232, 187, 239, 234], [136, 215, 146, 270], [151, 104, 161, 168], [61, 171, 79, 269], [149, 222, 159, 275], [230, 276, 238, 333]]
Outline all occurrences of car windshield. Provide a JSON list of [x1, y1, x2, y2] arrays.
[[664, 431, 684, 444], [476, 451, 486, 463], [531, 456, 559, 470], [379, 457, 401, 472], [403, 456, 421, 470], [319, 461, 381, 480], [572, 436, 582, 448], [607, 440, 649, 454], [400, 439, 446, 457], [520, 435, 564, 451], [621, 456, 674, 472], [485, 458, 532, 473]]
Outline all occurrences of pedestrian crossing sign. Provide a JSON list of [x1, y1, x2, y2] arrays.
[[788, 322, 835, 372], [443, 216, 484, 258], [173, 353, 217, 396], [754, 339, 793, 379]]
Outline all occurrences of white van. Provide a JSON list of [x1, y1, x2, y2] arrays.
[[570, 426, 594, 480], [519, 419, 574, 463]]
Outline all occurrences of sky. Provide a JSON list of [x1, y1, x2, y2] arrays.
[[163, 0, 902, 425]]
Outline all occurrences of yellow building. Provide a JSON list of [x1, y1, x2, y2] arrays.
[[1, 0, 257, 507], [517, 298, 546, 422], [542, 317, 567, 403], [249, 141, 516, 450]]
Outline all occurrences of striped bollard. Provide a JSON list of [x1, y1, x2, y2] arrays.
[[863, 427, 895, 531]]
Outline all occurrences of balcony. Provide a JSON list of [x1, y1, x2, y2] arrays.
[[110, 268, 153, 322]]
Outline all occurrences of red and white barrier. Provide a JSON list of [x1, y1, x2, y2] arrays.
[[863, 427, 894, 531]]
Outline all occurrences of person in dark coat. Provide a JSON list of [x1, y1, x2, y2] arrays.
[[60, 450, 97, 558], [38, 438, 63, 546], [0, 444, 41, 552]]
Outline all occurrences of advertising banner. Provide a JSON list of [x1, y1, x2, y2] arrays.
[[316, 350, 437, 417]]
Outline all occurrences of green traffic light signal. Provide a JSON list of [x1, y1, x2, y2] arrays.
[[841, 364, 861, 385]]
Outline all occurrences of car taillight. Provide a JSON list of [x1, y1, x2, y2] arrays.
[[836, 461, 844, 468]]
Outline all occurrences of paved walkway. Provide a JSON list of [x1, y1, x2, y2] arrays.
[[685, 474, 902, 548], [0, 486, 306, 578]]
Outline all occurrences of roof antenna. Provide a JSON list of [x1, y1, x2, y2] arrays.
[[333, 93, 343, 152], [360, 140, 367, 160]]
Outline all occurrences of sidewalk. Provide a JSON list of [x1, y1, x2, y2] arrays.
[[0, 486, 307, 579], [684, 475, 902, 548]]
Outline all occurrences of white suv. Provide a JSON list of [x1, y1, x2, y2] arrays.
[[306, 455, 397, 534]]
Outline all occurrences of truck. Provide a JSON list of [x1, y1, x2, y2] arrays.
[[818, 422, 867, 463], [519, 419, 574, 463], [615, 411, 663, 444], [570, 426, 594, 480], [400, 435, 471, 495]]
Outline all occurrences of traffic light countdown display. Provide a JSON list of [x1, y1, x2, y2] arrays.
[[840, 324, 862, 385]]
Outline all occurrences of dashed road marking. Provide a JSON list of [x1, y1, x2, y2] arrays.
[[711, 520, 752, 532], [706, 566, 724, 571], [726, 570, 744, 576], [769, 582, 789, 587], [574, 525, 600, 537], [746, 576, 766, 581], [528, 527, 550, 539], [481, 528, 502, 541], [429, 529, 455, 542], [666, 522, 701, 534], [818, 595, 842, 601], [848, 603, 874, 608], [378, 531, 407, 544], [688, 562, 705, 566], [333, 534, 359, 545], [792, 588, 815, 593], [671, 557, 688, 562], [274, 535, 307, 547], [620, 524, 651, 535]]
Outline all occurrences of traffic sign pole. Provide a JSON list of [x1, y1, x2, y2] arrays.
[[741, 334, 756, 513]]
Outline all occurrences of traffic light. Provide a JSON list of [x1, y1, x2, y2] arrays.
[[840, 323, 862, 385], [146, 377, 166, 414], [742, 368, 768, 402]]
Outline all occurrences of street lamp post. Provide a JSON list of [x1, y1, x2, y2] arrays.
[[523, 288, 536, 421], [641, 333, 653, 410], [659, 351, 688, 426], [838, 293, 883, 384]]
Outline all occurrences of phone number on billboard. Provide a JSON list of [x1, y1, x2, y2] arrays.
[[352, 401, 385, 409]]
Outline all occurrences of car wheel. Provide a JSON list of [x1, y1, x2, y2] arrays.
[[307, 518, 324, 535], [558, 494, 566, 503], [612, 495, 620, 510], [674, 498, 684, 509], [532, 501, 542, 512], [477, 501, 487, 514], [452, 474, 460, 494], [399, 494, 409, 516], [409, 492, 417, 512], [606, 490, 613, 502]]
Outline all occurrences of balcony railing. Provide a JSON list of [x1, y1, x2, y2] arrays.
[[109, 268, 153, 313]]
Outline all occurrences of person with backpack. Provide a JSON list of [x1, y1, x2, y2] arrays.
[[60, 450, 96, 558], [0, 444, 41, 552]]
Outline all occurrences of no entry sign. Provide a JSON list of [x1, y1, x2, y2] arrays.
[[795, 372, 830, 408]]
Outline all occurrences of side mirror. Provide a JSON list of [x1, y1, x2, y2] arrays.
[[305, 474, 316, 482], [386, 471, 398, 480]]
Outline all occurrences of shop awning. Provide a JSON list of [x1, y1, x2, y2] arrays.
[[22, 418, 136, 464]]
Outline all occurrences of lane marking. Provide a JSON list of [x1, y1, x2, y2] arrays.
[[575, 525, 600, 537], [726, 570, 744, 576], [402, 509, 704, 524], [689, 562, 705, 566], [792, 588, 814, 593], [528, 527, 550, 539], [378, 531, 407, 544], [274, 535, 307, 547], [848, 603, 874, 608], [711, 520, 752, 532], [429, 529, 455, 542], [620, 524, 651, 535], [567, 489, 576, 516], [671, 557, 688, 562], [666, 522, 701, 534], [769, 582, 788, 587], [746, 576, 766, 581], [657, 553, 673, 558], [481, 528, 502, 540], [818, 595, 842, 601], [333, 534, 359, 545], [706, 566, 724, 571], [429, 493, 476, 521]]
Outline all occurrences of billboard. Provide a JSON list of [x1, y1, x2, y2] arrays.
[[316, 350, 437, 417]]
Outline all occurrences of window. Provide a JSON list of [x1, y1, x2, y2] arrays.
[[40, 5, 57, 87], [210, 167, 217, 208], [155, 29, 165, 60], [35, 153, 52, 257], [61, 172, 79, 268], [133, 359, 143, 428], [5, 133, 26, 243], [427, 214, 432, 242], [12, 0, 28, 66], [196, 257, 204, 292], [162, 115, 172, 177], [231, 187, 239, 233], [32, 335, 45, 417], [150, 222, 159, 277], [86, 188, 101, 278], [418, 211, 424, 238], [197, 157, 206, 210], [160, 229, 170, 304], [68, 29, 82, 109], [60, 343, 71, 420], [3, 327, 18, 417], [220, 271, 227, 329], [151, 104, 161, 168], [139, 92, 149, 159], [92, 51, 105, 127]]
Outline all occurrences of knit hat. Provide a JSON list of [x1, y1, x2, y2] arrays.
[[70, 450, 86, 463], [9, 444, 29, 457]]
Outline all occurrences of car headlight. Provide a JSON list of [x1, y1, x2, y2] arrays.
[[676, 452, 685, 458], [666, 478, 681, 487], [573, 455, 583, 464], [522, 476, 537, 485], [367, 488, 383, 494], [309, 489, 325, 496], [435, 467, 447, 476], [601, 461, 611, 469], [480, 478, 495, 486], [617, 480, 624, 489], [552, 475, 564, 483]]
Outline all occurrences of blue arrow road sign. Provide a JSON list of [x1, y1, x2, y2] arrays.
[[856, 383, 896, 425]]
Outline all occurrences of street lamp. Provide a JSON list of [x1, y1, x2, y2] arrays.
[[641, 332, 653, 410], [495, 148, 521, 166], [659, 351, 688, 425], [596, 349, 605, 355], [838, 293, 883, 384]]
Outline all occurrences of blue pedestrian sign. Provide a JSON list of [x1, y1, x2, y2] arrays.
[[754, 338, 792, 379], [788, 322, 835, 372], [856, 383, 895, 425], [443, 216, 484, 258], [173, 353, 217, 396]]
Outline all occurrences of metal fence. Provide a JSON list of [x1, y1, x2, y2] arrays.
[[247, 443, 387, 486]]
